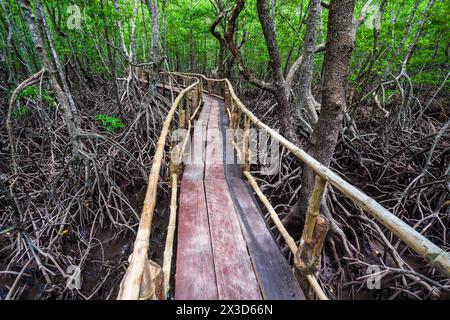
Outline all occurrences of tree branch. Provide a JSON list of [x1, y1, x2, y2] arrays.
[[223, 0, 275, 91], [285, 42, 325, 95]]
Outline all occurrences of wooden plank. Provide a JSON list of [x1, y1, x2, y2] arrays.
[[183, 164, 204, 180], [185, 101, 209, 177], [206, 100, 225, 180], [175, 180, 218, 300], [191, 123, 206, 160], [224, 164, 242, 179], [204, 179, 261, 300], [204, 164, 225, 180], [216, 100, 237, 170], [227, 178, 306, 300], [205, 101, 222, 166], [205, 127, 223, 165]]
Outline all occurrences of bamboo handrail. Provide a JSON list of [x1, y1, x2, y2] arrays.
[[244, 171, 298, 254], [306, 274, 329, 300], [117, 74, 200, 300], [169, 72, 450, 278], [244, 171, 329, 300], [125, 71, 449, 302], [234, 93, 450, 275], [162, 173, 178, 298]]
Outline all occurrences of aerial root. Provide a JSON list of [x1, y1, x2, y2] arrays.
[[0, 80, 172, 299], [236, 81, 450, 299]]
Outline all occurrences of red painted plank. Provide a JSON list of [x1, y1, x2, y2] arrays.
[[227, 178, 305, 300], [175, 180, 218, 300], [204, 179, 261, 300], [205, 127, 223, 165], [189, 123, 206, 166], [204, 164, 225, 180], [183, 164, 204, 180]]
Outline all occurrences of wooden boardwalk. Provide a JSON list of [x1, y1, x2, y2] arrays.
[[119, 72, 450, 301], [175, 95, 305, 300]]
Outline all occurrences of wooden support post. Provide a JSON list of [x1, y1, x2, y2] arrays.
[[302, 175, 327, 244], [179, 98, 186, 130], [297, 175, 328, 273], [295, 175, 329, 297], [169, 142, 183, 178], [118, 255, 163, 300], [236, 111, 242, 133], [190, 88, 196, 112], [243, 116, 251, 172], [231, 102, 239, 131], [171, 98, 185, 176], [139, 259, 164, 300], [296, 214, 329, 274], [207, 80, 211, 95]]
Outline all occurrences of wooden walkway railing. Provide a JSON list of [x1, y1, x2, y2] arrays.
[[117, 72, 202, 300], [117, 70, 450, 300]]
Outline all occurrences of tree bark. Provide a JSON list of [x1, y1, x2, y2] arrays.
[[21, 0, 82, 157], [0, 0, 17, 82], [147, 0, 163, 96], [283, 0, 357, 236], [293, 0, 322, 134], [210, 11, 226, 78], [218, 0, 299, 143], [100, 0, 121, 113], [113, 0, 139, 100], [161, 0, 167, 57], [256, 0, 299, 143], [189, 0, 194, 71]]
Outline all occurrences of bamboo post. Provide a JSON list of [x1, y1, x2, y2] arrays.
[[295, 214, 329, 287], [295, 175, 329, 287], [139, 259, 163, 300], [207, 80, 211, 95], [302, 175, 327, 244], [231, 102, 240, 131], [197, 82, 202, 104], [190, 88, 197, 112], [227, 108, 232, 123], [295, 214, 329, 300], [179, 97, 186, 130], [243, 116, 251, 172], [224, 85, 230, 112]]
